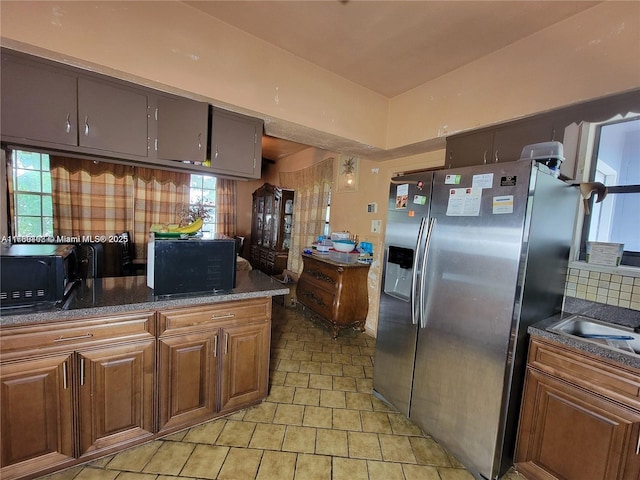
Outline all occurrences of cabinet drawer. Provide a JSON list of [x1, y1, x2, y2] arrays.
[[158, 298, 270, 335], [302, 258, 341, 286], [528, 337, 640, 410], [0, 312, 155, 359], [297, 281, 336, 320]]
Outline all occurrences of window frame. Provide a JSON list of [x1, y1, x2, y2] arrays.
[[10, 149, 54, 238], [573, 114, 640, 269], [188, 173, 216, 238]]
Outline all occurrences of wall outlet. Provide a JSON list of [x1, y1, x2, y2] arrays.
[[371, 219, 382, 233]]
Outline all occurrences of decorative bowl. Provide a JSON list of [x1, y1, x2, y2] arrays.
[[332, 239, 357, 253]]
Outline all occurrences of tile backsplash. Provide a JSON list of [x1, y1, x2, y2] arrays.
[[565, 266, 640, 311]]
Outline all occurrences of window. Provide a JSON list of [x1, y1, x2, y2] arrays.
[[189, 174, 216, 238], [324, 189, 331, 237], [579, 115, 640, 267], [11, 150, 53, 237]]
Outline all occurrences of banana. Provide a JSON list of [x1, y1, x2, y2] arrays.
[[171, 217, 203, 234]]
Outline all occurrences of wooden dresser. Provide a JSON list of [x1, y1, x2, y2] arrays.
[[297, 253, 370, 338]]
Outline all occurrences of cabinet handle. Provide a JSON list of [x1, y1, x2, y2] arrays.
[[636, 428, 640, 455], [197, 133, 202, 150], [84, 116, 90, 136], [483, 150, 487, 164], [215, 145, 219, 159], [213, 334, 218, 357], [62, 360, 68, 389], [54, 333, 94, 342], [80, 357, 85, 386], [155, 107, 158, 121], [224, 332, 229, 355], [65, 114, 72, 134], [155, 138, 158, 151], [211, 313, 235, 320], [494, 149, 499, 163]]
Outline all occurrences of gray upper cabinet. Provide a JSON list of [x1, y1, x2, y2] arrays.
[[1, 53, 78, 147], [210, 108, 263, 179], [155, 95, 208, 164], [444, 129, 494, 169], [446, 116, 557, 169], [78, 77, 149, 158], [492, 116, 556, 163]]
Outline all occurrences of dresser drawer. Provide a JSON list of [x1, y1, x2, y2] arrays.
[[158, 297, 270, 335], [297, 279, 336, 321], [300, 258, 340, 291], [528, 337, 640, 410], [0, 311, 155, 359]]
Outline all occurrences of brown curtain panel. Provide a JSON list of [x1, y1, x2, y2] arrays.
[[50, 156, 134, 238], [133, 169, 190, 259], [215, 178, 237, 237], [50, 156, 190, 260], [279, 157, 333, 273]]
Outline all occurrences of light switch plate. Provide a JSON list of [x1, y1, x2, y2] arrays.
[[367, 203, 377, 213]]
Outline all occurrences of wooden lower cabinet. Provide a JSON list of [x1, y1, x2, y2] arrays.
[[157, 298, 271, 433], [1, 298, 273, 479], [515, 337, 640, 480], [158, 331, 219, 431], [77, 340, 155, 455], [0, 311, 156, 480], [219, 322, 270, 413], [0, 354, 75, 480]]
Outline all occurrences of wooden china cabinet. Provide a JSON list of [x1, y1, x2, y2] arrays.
[[250, 183, 294, 275]]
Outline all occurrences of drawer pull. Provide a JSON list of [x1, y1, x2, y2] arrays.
[[211, 313, 235, 320], [62, 361, 68, 390], [54, 333, 94, 342]]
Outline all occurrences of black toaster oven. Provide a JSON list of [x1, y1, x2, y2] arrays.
[[0, 243, 79, 309]]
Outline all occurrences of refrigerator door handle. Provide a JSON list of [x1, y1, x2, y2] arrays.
[[419, 217, 436, 329], [411, 217, 428, 325]]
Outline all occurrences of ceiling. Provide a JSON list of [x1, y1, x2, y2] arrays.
[[184, 0, 601, 160]]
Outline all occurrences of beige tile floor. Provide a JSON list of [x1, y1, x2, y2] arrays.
[[42, 304, 528, 480]]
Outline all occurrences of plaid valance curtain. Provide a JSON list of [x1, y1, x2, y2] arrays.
[[50, 156, 189, 259], [279, 157, 333, 273]]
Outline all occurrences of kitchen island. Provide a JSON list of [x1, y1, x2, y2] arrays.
[[0, 271, 288, 480]]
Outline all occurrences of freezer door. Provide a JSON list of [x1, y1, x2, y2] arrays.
[[373, 172, 433, 416], [409, 160, 536, 479]]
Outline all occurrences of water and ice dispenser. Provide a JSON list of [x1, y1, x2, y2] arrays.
[[383, 246, 414, 301]]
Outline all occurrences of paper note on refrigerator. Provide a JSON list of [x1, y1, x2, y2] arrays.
[[395, 184, 409, 209], [446, 188, 482, 216]]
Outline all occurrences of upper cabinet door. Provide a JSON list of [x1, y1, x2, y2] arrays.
[[492, 116, 556, 163], [210, 108, 263, 179], [445, 130, 494, 169], [77, 77, 149, 158], [1, 53, 78, 147], [156, 95, 208, 164]]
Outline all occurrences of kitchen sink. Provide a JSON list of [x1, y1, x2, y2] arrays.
[[548, 315, 639, 356]]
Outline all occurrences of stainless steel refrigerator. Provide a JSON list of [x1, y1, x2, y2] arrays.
[[373, 159, 578, 480]]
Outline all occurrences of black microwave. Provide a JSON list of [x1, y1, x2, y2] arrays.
[[0, 243, 79, 309], [147, 237, 237, 296]]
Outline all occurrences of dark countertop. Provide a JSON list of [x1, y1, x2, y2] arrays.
[[529, 296, 640, 370], [0, 270, 289, 327]]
